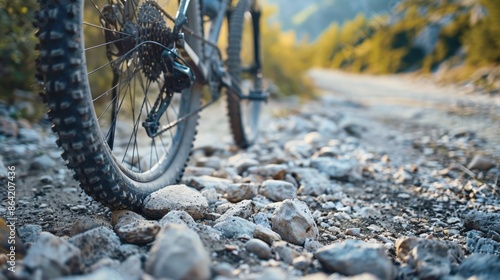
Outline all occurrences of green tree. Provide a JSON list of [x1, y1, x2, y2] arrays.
[[0, 0, 38, 98]]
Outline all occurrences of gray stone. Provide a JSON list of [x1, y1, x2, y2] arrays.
[[196, 156, 222, 170], [345, 228, 361, 237], [201, 188, 219, 204], [18, 224, 42, 244], [146, 224, 211, 280], [228, 154, 259, 174], [142, 184, 208, 219], [247, 164, 288, 179], [70, 216, 112, 236], [304, 132, 324, 146], [31, 154, 55, 170], [272, 241, 301, 264], [188, 176, 232, 192], [311, 158, 354, 179], [467, 155, 496, 171], [253, 224, 282, 245], [111, 210, 160, 245], [292, 168, 332, 196], [316, 240, 395, 280], [213, 262, 236, 278], [457, 254, 500, 280], [55, 267, 122, 280], [253, 212, 271, 228], [69, 226, 121, 267], [259, 180, 297, 202], [466, 230, 500, 255], [225, 183, 258, 203], [395, 237, 464, 280], [0, 157, 7, 178], [312, 146, 340, 158], [214, 216, 256, 239], [184, 166, 216, 177], [215, 200, 256, 223], [247, 267, 287, 280], [245, 238, 272, 259], [271, 199, 318, 245], [464, 210, 500, 234], [159, 210, 197, 229], [24, 232, 81, 278], [284, 140, 314, 158], [18, 128, 41, 144], [292, 254, 312, 271]]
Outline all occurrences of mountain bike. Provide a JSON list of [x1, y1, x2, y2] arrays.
[[35, 0, 266, 211]]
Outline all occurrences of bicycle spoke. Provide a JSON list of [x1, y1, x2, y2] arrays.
[[85, 36, 130, 52], [83, 22, 132, 37]]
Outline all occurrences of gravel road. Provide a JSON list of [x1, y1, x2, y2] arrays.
[[1, 71, 499, 279]]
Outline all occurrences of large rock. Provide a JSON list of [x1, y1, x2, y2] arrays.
[[142, 184, 208, 219], [395, 236, 464, 280], [259, 180, 297, 202], [271, 199, 318, 245], [111, 210, 160, 244], [24, 232, 81, 278], [316, 240, 395, 279], [69, 226, 121, 267], [146, 224, 211, 280]]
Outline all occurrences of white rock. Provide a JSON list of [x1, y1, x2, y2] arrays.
[[259, 180, 297, 202], [24, 232, 81, 278], [146, 224, 211, 280], [159, 210, 197, 229], [215, 200, 256, 223], [225, 183, 257, 203], [142, 184, 208, 219], [316, 240, 395, 279], [271, 199, 319, 245]]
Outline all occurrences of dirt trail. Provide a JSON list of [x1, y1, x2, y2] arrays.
[[309, 69, 500, 158]]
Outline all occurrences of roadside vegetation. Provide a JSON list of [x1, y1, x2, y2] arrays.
[[1, 0, 498, 110]]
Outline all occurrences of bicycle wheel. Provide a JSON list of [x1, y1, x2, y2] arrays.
[[226, 0, 263, 148], [35, 0, 203, 211]]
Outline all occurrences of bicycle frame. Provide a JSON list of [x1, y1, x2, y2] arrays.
[[173, 0, 265, 101]]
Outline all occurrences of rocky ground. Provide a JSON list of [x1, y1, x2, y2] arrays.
[[1, 77, 500, 280]]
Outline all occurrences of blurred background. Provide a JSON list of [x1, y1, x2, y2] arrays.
[[0, 0, 499, 120]]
